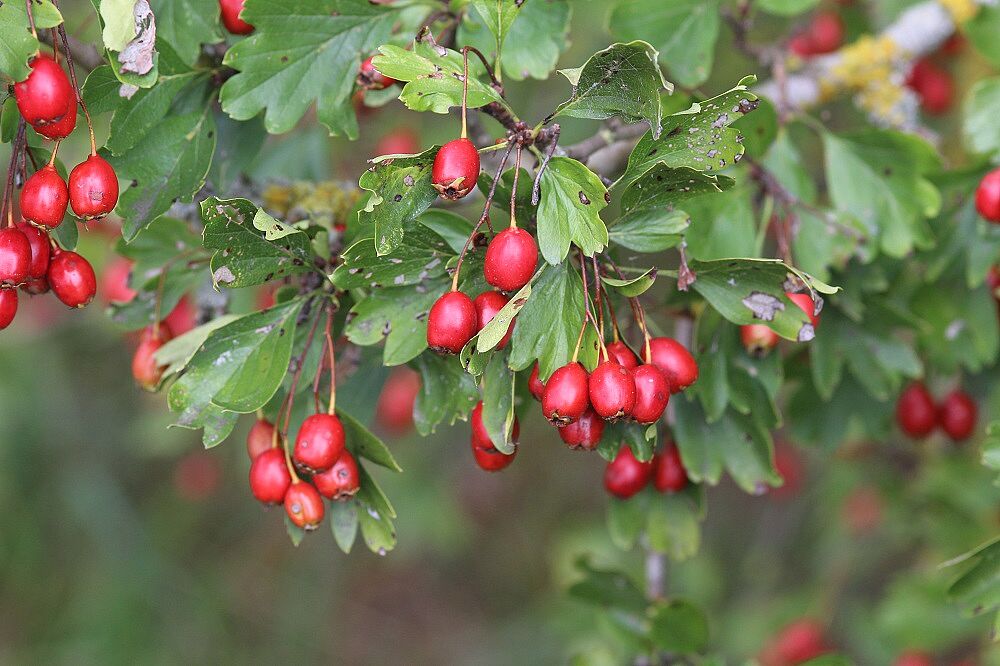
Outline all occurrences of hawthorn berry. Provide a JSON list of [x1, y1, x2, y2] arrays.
[[528, 362, 546, 401], [173, 451, 221, 502], [771, 442, 804, 500], [20, 276, 49, 295], [0, 226, 32, 286], [246, 418, 275, 460], [641, 337, 698, 393], [760, 619, 828, 666], [631, 364, 670, 424], [603, 446, 653, 499], [47, 249, 97, 308], [431, 138, 480, 200], [21, 164, 69, 228], [374, 127, 420, 156], [358, 56, 396, 90], [131, 325, 172, 391], [427, 290, 477, 354], [652, 445, 688, 493], [558, 409, 604, 451], [13, 54, 74, 127], [939, 390, 977, 441], [893, 651, 933, 666], [471, 439, 517, 472], [68, 154, 119, 220], [484, 227, 538, 293], [33, 97, 77, 140], [284, 481, 325, 530], [313, 450, 361, 500], [473, 290, 514, 349], [907, 59, 953, 115], [787, 291, 820, 329], [605, 340, 638, 370], [163, 295, 197, 337], [375, 367, 421, 435], [790, 12, 843, 57], [249, 448, 292, 505], [896, 382, 937, 438], [219, 0, 254, 34], [470, 400, 520, 450], [16, 223, 49, 281], [976, 167, 1000, 223], [101, 257, 136, 304], [0, 289, 17, 330], [741, 324, 780, 356], [542, 362, 590, 426], [588, 360, 636, 421], [293, 413, 346, 473]]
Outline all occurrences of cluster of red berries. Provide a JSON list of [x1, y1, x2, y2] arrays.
[[896, 382, 978, 442], [977, 167, 1000, 224], [740, 291, 820, 355], [247, 413, 361, 531], [789, 11, 844, 58]]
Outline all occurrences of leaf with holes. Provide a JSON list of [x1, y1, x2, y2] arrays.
[[537, 157, 609, 265], [331, 222, 454, 290], [358, 148, 440, 256]]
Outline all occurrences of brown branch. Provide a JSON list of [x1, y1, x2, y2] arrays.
[[38, 30, 104, 72]]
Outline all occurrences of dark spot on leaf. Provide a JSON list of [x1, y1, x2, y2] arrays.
[[737, 98, 759, 114], [667, 126, 682, 138], [578, 191, 591, 205], [883, 167, 892, 176], [393, 194, 402, 202], [279, 327, 286, 336], [265, 272, 274, 281], [604, 192, 611, 204]]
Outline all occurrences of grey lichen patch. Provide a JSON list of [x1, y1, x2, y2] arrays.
[[797, 323, 815, 343], [742, 291, 784, 321], [213, 266, 236, 285]]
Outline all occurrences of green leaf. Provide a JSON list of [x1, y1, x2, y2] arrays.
[[963, 77, 1000, 162], [331, 223, 453, 290], [0, 0, 63, 82], [209, 112, 267, 191], [416, 209, 474, 254], [329, 499, 359, 553], [358, 148, 439, 256], [355, 465, 397, 553], [606, 495, 646, 550], [460, 0, 571, 81], [155, 316, 240, 378], [476, 273, 536, 353], [283, 515, 305, 547], [755, 0, 820, 15], [550, 41, 672, 136], [339, 409, 402, 472], [732, 96, 778, 158], [537, 157, 609, 265], [620, 165, 735, 226], [608, 209, 689, 253], [148, 0, 223, 66], [966, 5, 1000, 68], [100, 0, 137, 53], [105, 67, 207, 155], [942, 537, 1000, 625], [412, 353, 480, 435], [469, 0, 523, 58], [601, 268, 656, 297], [646, 494, 702, 560], [479, 351, 516, 454], [220, 0, 399, 136], [608, 0, 719, 88], [81, 65, 124, 116], [568, 557, 647, 614], [648, 599, 709, 653]]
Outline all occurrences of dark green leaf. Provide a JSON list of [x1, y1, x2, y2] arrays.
[[339, 409, 402, 472], [0, 0, 62, 82], [537, 157, 609, 264], [148, 0, 223, 66], [648, 599, 709, 653], [601, 268, 656, 297], [331, 223, 453, 290], [568, 557, 647, 614], [358, 148, 439, 256], [479, 351, 515, 454], [608, 209, 689, 252], [81, 65, 123, 116], [329, 498, 359, 554], [412, 353, 480, 435]]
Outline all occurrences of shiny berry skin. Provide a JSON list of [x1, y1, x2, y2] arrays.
[[248, 448, 292, 505], [605, 340, 638, 370], [432, 138, 480, 200], [896, 382, 937, 438], [375, 367, 420, 434], [542, 362, 590, 426], [631, 364, 670, 424], [132, 325, 172, 391], [0, 227, 32, 286], [786, 292, 820, 329], [471, 439, 517, 471], [0, 289, 17, 329], [163, 295, 197, 336], [893, 651, 933, 666], [470, 400, 520, 450], [427, 290, 477, 354], [641, 337, 698, 394], [68, 154, 119, 220], [246, 419, 275, 460], [313, 450, 361, 500], [293, 413, 346, 473], [473, 290, 514, 349], [219, 0, 254, 34], [939, 390, 977, 441], [374, 127, 420, 156], [284, 482, 325, 530], [528, 362, 546, 401], [589, 360, 636, 420], [101, 257, 136, 304], [16, 223, 49, 280], [976, 167, 1000, 223], [558, 409, 604, 451], [741, 324, 780, 356], [47, 250, 97, 308], [14, 55, 74, 127], [484, 227, 538, 293], [604, 446, 653, 499], [760, 619, 828, 666], [358, 55, 396, 90], [653, 445, 688, 493], [21, 165, 68, 228], [33, 98, 77, 140]]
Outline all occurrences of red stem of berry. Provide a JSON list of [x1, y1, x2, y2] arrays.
[[324, 305, 336, 415], [24, 0, 37, 38], [578, 250, 607, 361], [1, 120, 27, 229], [508, 145, 522, 229], [52, 3, 97, 155]]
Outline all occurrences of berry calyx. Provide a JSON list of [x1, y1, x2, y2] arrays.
[[976, 167, 1000, 223], [219, 0, 254, 34], [528, 362, 546, 401], [431, 138, 480, 201], [313, 450, 361, 500], [246, 418, 275, 460], [16, 222, 50, 280], [484, 227, 538, 293], [0, 289, 18, 330], [473, 290, 514, 349], [760, 619, 828, 666], [652, 445, 688, 493], [0, 226, 32, 286], [588, 360, 636, 421], [939, 389, 977, 441], [248, 448, 292, 505], [558, 409, 604, 451], [13, 55, 74, 127], [542, 362, 590, 426], [741, 324, 780, 356], [375, 367, 420, 435], [358, 55, 396, 90], [631, 364, 670, 424], [21, 164, 69, 228], [896, 382, 937, 438], [132, 325, 172, 391], [427, 290, 477, 354], [603, 446, 653, 499], [284, 481, 325, 530], [47, 249, 97, 308], [68, 154, 119, 220], [33, 97, 77, 140], [641, 337, 698, 394], [293, 413, 346, 473], [605, 340, 638, 370], [787, 292, 820, 329]]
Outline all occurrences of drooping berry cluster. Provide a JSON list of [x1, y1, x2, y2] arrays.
[[895, 382, 978, 442]]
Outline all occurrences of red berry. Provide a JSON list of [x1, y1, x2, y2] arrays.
[[219, 0, 254, 34], [313, 450, 361, 500], [603, 446, 653, 499], [641, 337, 698, 393], [20, 277, 48, 295], [841, 486, 883, 536], [652, 445, 688, 493], [426, 290, 477, 354], [16, 223, 49, 280], [374, 127, 420, 156], [605, 340, 638, 370], [542, 362, 590, 426], [789, 34, 815, 57], [771, 442, 804, 500], [284, 481, 325, 530], [101, 257, 136, 304], [432, 138, 480, 200], [907, 59, 953, 115], [293, 413, 346, 473], [558, 409, 604, 451], [0, 226, 32, 286], [21, 165, 68, 228], [806, 12, 843, 54], [484, 227, 538, 293], [246, 418, 275, 460], [631, 364, 670, 424], [589, 360, 636, 420], [33, 97, 77, 140], [988, 266, 1000, 296], [473, 290, 514, 349], [0, 289, 17, 329], [896, 382, 937, 438], [760, 619, 828, 666], [13, 55, 74, 127], [786, 292, 820, 329], [471, 439, 517, 471], [470, 400, 520, 450], [132, 325, 172, 390], [173, 451, 220, 502], [976, 167, 1000, 223], [528, 362, 545, 401], [939, 390, 977, 441], [894, 651, 933, 666], [249, 448, 292, 505], [47, 249, 96, 308], [163, 295, 197, 336], [358, 55, 396, 90], [375, 367, 421, 435], [68, 154, 119, 220], [741, 324, 780, 356]]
